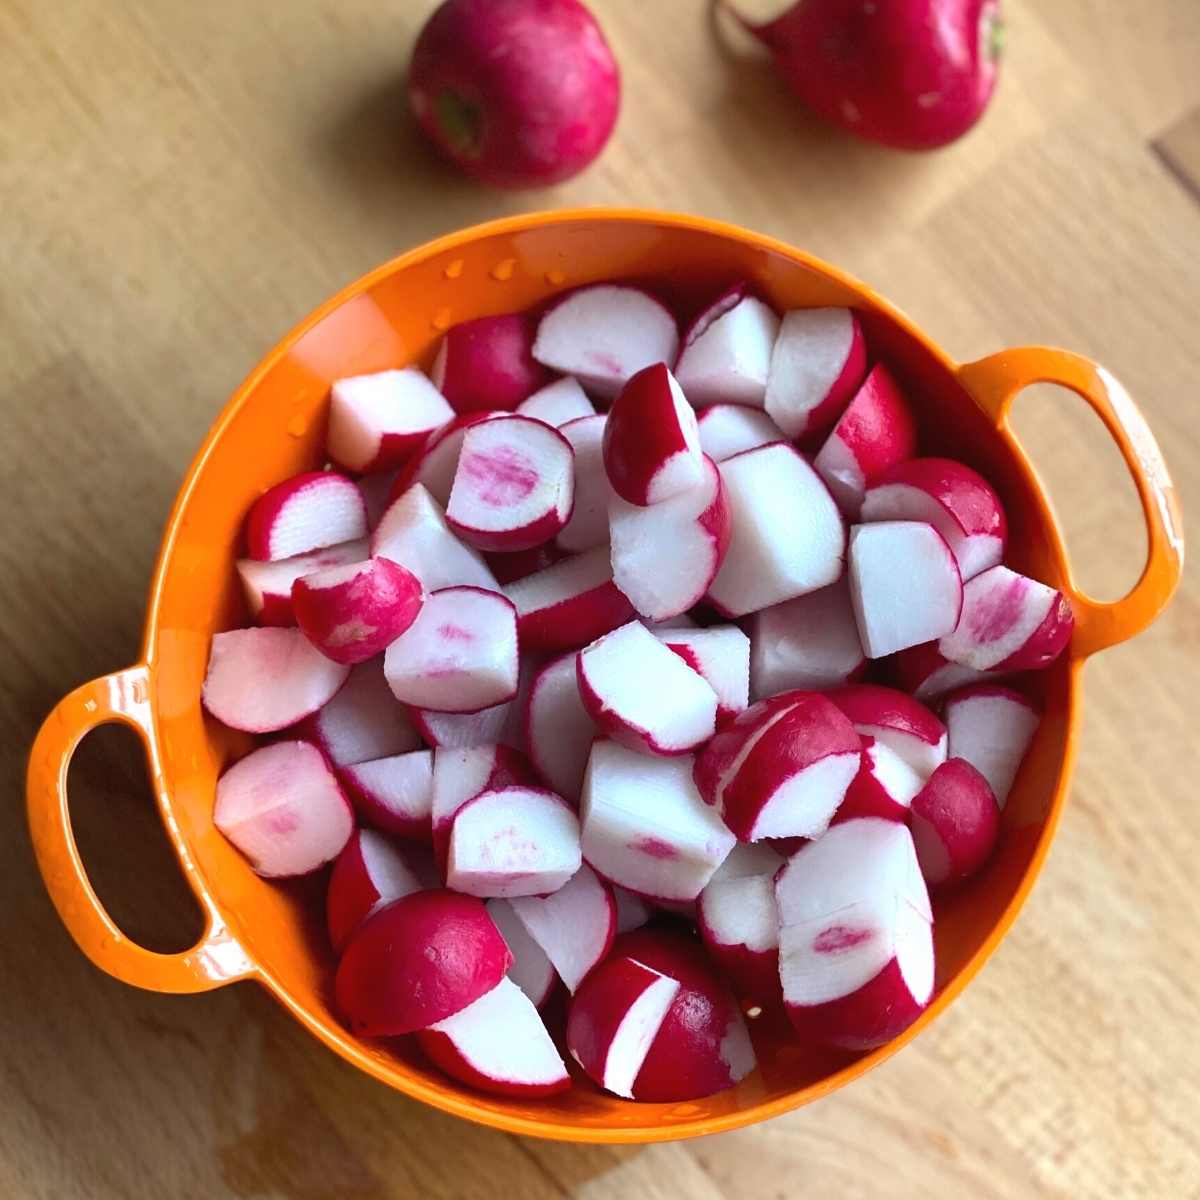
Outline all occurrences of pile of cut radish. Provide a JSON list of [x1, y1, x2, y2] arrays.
[[205, 282, 1073, 1102]]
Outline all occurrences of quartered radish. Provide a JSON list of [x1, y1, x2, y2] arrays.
[[696, 403, 785, 462], [410, 698, 515, 749], [245, 471, 367, 562], [613, 886, 653, 933], [832, 738, 925, 823], [431, 313, 549, 414], [525, 652, 596, 802], [486, 899, 557, 1008], [338, 749, 434, 840], [910, 758, 1000, 891], [555, 414, 611, 553], [827, 683, 947, 777], [943, 684, 1040, 808], [674, 285, 780, 409], [889, 640, 995, 702], [390, 412, 506, 507], [328, 368, 454, 473], [237, 538, 367, 626], [516, 376, 596, 427], [655, 625, 750, 722]]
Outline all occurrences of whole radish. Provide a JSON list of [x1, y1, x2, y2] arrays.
[[408, 0, 620, 188]]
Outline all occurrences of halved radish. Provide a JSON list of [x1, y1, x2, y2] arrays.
[[532, 284, 680, 398], [656, 625, 750, 722], [516, 376, 595, 427], [827, 683, 947, 777], [578, 621, 719, 755], [698, 844, 783, 999], [214, 741, 353, 877], [446, 415, 575, 552], [832, 738, 925, 823], [609, 453, 731, 622], [848, 521, 963, 658], [338, 749, 434, 840], [710, 840, 787, 883], [390, 412, 506, 507], [245, 471, 367, 562], [237, 538, 368, 626], [484, 542, 566, 585], [613, 886, 653, 933], [430, 313, 549, 414], [328, 368, 454, 473], [889, 640, 994, 702], [486, 899, 557, 1008], [707, 443, 845, 617], [943, 684, 1040, 808], [525, 652, 596, 802], [556, 414, 611, 553], [696, 403, 785, 462], [383, 586, 518, 713], [203, 627, 349, 733], [411, 699, 514, 749], [910, 758, 1000, 890], [674, 285, 780, 409], [357, 471, 400, 531]]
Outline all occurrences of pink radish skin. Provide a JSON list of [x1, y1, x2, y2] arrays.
[[827, 683, 947, 778], [214, 741, 353, 878], [525, 652, 597, 802], [657, 626, 750, 722], [613, 886, 653, 933], [910, 758, 1000, 890], [390, 412, 506, 508], [696, 403, 786, 462], [889, 640, 994, 701], [674, 285, 781, 409], [831, 738, 925, 824], [430, 314, 550, 414], [328, 369, 454, 473], [237, 538, 368, 626], [485, 542, 566, 585], [245, 472, 368, 562], [698, 847, 783, 1000], [338, 749, 434, 840], [517, 376, 595, 427], [335, 889, 511, 1036], [943, 684, 1039, 808], [486, 899, 558, 1008], [555, 414, 611, 553], [203, 627, 349, 733]]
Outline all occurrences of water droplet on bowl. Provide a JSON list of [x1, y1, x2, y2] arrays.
[[286, 415, 308, 437], [545, 269, 566, 286], [443, 259, 464, 279], [491, 258, 516, 282], [432, 307, 453, 331]]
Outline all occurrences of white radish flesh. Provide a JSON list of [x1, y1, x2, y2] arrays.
[[674, 287, 780, 409], [486, 899, 558, 1007], [237, 538, 368, 626], [328, 368, 454, 473], [245, 472, 368, 562], [391, 412, 506, 508], [338, 749, 434, 840], [516, 376, 596, 427], [827, 683, 947, 778], [613, 886, 653, 933], [431, 744, 536, 870], [555, 414, 611, 552], [943, 685, 1040, 808], [525, 652, 597, 802], [656, 625, 750, 721], [696, 404, 786, 462]]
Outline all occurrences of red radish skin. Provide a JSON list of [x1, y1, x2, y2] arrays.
[[517, 376, 596, 427], [237, 538, 368, 626], [390, 412, 507, 508], [430, 314, 549, 413], [889, 640, 994, 701], [484, 542, 566, 585], [909, 758, 1000, 890], [827, 683, 947, 777], [486, 899, 558, 1008], [525, 652, 597, 802], [657, 625, 750, 723], [696, 404, 786, 462], [943, 683, 1039, 807], [674, 285, 781, 409], [245, 472, 367, 562], [555, 414, 611, 553], [831, 738, 924, 824], [338, 749, 434, 840], [328, 369, 455, 473]]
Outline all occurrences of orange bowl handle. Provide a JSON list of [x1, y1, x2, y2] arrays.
[[26, 666, 255, 993], [958, 347, 1184, 659]]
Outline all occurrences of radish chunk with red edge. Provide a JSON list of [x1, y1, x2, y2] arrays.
[[384, 586, 518, 713], [765, 307, 867, 440], [910, 759, 1000, 890], [613, 886, 653, 933], [237, 538, 368, 626], [517, 376, 595, 427], [446, 415, 575, 551], [889, 640, 995, 701], [391, 412, 506, 508], [776, 818, 934, 1051], [203, 627, 349, 733], [486, 899, 557, 1008], [656, 626, 750, 721], [411, 699, 515, 750], [832, 738, 924, 823], [430, 314, 549, 414], [674, 286, 781, 409], [556, 414, 611, 553], [246, 472, 367, 562], [525, 652, 597, 802], [214, 741, 353, 878], [848, 521, 963, 658], [827, 683, 947, 778], [697, 404, 786, 462], [338, 749, 433, 840], [943, 684, 1040, 808], [334, 889, 511, 1035], [328, 369, 454, 473], [707, 443, 845, 617]]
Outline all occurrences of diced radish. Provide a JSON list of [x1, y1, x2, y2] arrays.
[[581, 741, 736, 902], [674, 285, 780, 409], [486, 899, 557, 1008], [214, 741, 353, 877], [328, 369, 454, 473], [764, 307, 867, 440], [517, 376, 596, 427], [613, 886, 653, 933], [334, 889, 511, 1035], [709, 840, 786, 882], [826, 683, 947, 777], [609, 453, 731, 622], [338, 749, 434, 840], [910, 758, 1000, 890], [889, 641, 995, 702], [203, 627, 349, 733], [383, 586, 518, 713], [848, 521, 963, 658], [484, 542, 566, 585], [861, 457, 1007, 582], [943, 684, 1040, 808], [556, 414, 611, 553], [832, 738, 924, 823], [939, 565, 1074, 672], [430, 313, 549, 414], [707, 443, 845, 617], [446, 415, 575, 552], [698, 850, 781, 1000], [532, 284, 680, 399], [411, 699, 513, 749], [776, 817, 933, 1050], [390, 412, 506, 507], [696, 403, 786, 462], [245, 472, 368, 562], [525, 652, 596, 802], [237, 538, 368, 626], [814, 364, 917, 515], [656, 625, 750, 721]]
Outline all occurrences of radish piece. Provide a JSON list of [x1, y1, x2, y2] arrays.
[[602, 364, 703, 506], [390, 412, 506, 508], [335, 889, 511, 1035], [485, 542, 566, 585], [910, 758, 1000, 890], [710, 840, 786, 882], [613, 886, 653, 933], [578, 621, 718, 755], [430, 314, 549, 414], [939, 565, 1074, 671], [748, 577, 865, 700], [707, 443, 845, 617], [410, 700, 510, 748], [371, 484, 498, 592], [826, 683, 947, 778], [848, 521, 963, 658], [556, 414, 611, 553], [418, 977, 570, 1096], [504, 546, 635, 652], [776, 817, 934, 1050], [696, 403, 785, 462], [674, 285, 780, 409], [764, 307, 867, 440], [861, 457, 1007, 582], [889, 640, 994, 701], [237, 538, 368, 626], [384, 586, 518, 713], [486, 899, 557, 1008], [532, 285, 680, 399], [327, 830, 437, 952], [698, 845, 783, 999], [245, 472, 368, 562], [581, 741, 736, 902], [656, 625, 750, 722], [446, 415, 575, 552], [447, 786, 582, 898], [338, 749, 434, 840], [431, 744, 536, 870], [203, 627, 349, 733], [832, 738, 924, 823], [517, 376, 596, 427], [814, 365, 917, 516], [943, 684, 1040, 808], [510, 864, 616, 992], [293, 556, 424, 665], [328, 369, 454, 473], [214, 741, 353, 877], [609, 453, 731, 622], [525, 652, 596, 802]]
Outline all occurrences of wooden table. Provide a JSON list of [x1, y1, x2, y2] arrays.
[[3, 2, 1198, 1195]]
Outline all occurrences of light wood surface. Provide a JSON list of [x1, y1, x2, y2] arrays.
[[3, 2, 1198, 1196]]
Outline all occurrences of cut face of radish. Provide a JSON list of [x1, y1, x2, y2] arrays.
[[516, 376, 596, 427], [656, 625, 750, 721], [609, 453, 731, 622], [764, 307, 866, 440], [486, 899, 557, 1008], [203, 627, 350, 733], [832, 738, 925, 823], [696, 403, 786, 462], [555, 414, 611, 553], [827, 683, 947, 778], [613, 886, 653, 933], [525, 652, 597, 803], [338, 749, 434, 841], [943, 684, 1040, 808], [848, 521, 963, 658], [245, 472, 368, 562], [698, 863, 781, 1000], [214, 741, 353, 878], [939, 565, 1074, 672], [532, 285, 680, 398], [889, 641, 995, 702], [578, 622, 719, 755], [430, 313, 549, 414], [861, 457, 1007, 582], [674, 286, 781, 409], [707, 443, 845, 617], [447, 786, 582, 898], [709, 840, 785, 883], [580, 741, 736, 902], [390, 412, 506, 508], [411, 698, 514, 749], [446, 415, 575, 552], [383, 586, 518, 713], [237, 538, 368, 626], [910, 758, 1000, 890], [328, 368, 455, 473]]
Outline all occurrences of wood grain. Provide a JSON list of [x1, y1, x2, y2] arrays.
[[2, 2, 1198, 1196]]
